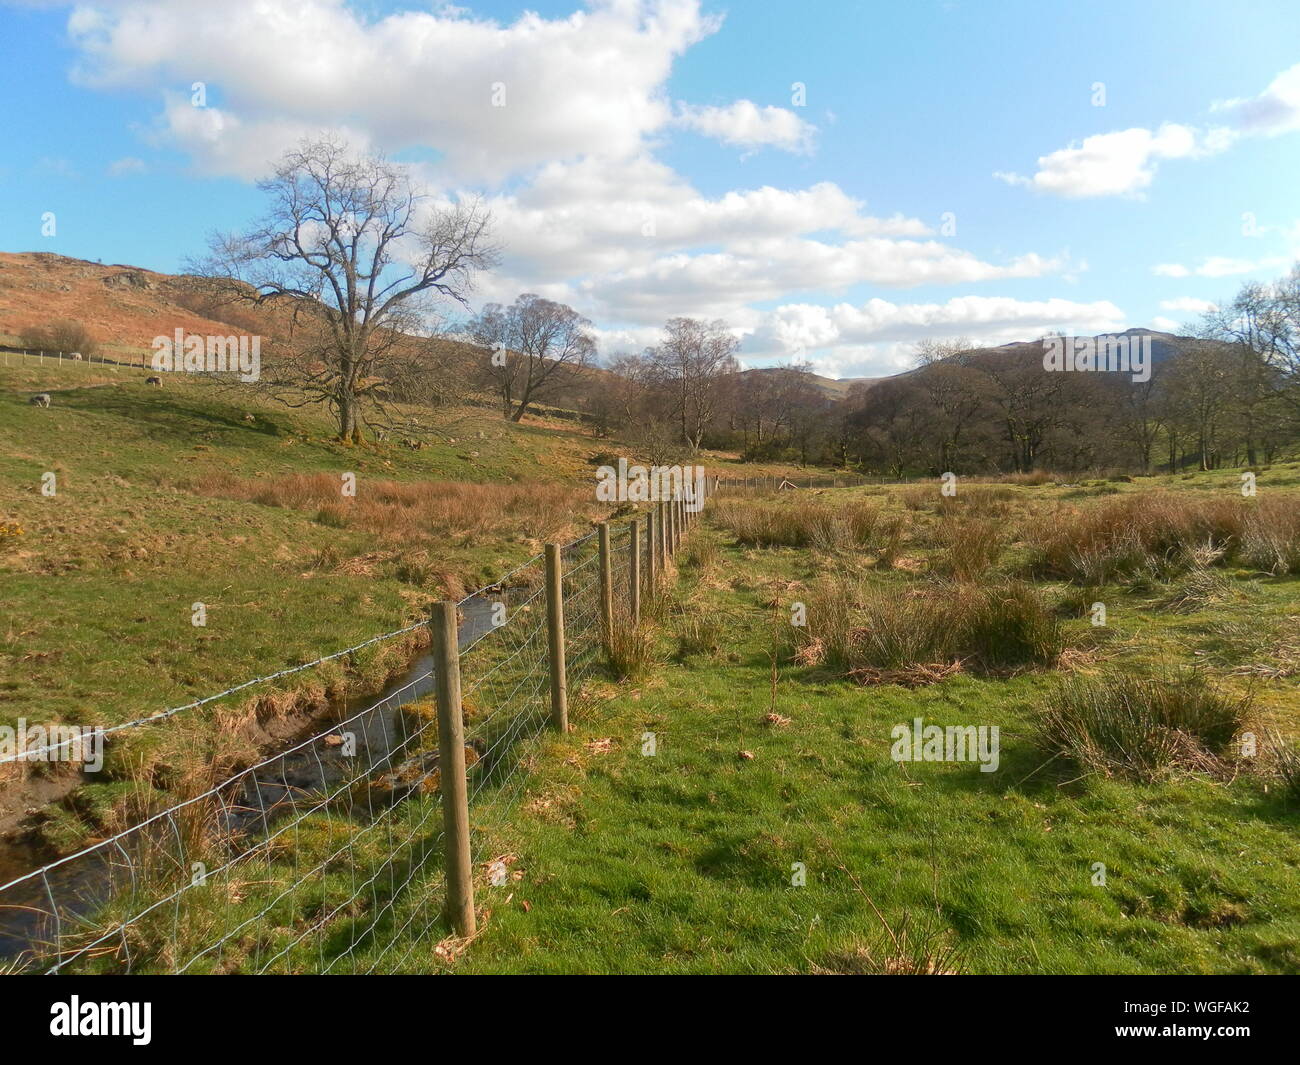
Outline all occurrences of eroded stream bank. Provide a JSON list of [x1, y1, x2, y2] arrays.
[[0, 592, 507, 963]]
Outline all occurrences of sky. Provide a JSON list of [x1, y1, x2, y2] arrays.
[[1, 0, 1298, 378]]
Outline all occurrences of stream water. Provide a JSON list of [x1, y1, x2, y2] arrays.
[[0, 594, 505, 966]]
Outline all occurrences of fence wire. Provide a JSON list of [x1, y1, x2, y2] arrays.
[[0, 503, 703, 974]]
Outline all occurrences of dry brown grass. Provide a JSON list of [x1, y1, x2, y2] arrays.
[[192, 472, 593, 542], [1027, 492, 1253, 584], [900, 483, 1016, 516], [1241, 496, 1300, 575], [934, 518, 1008, 581], [711, 499, 882, 550], [792, 576, 1062, 683]]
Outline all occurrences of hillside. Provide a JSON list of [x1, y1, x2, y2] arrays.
[[0, 252, 277, 356], [4, 253, 1196, 395]]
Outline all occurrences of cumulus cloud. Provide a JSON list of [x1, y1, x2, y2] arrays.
[[674, 99, 815, 153], [68, 0, 714, 183], [994, 123, 1224, 199], [58, 0, 1080, 373], [580, 240, 1067, 325], [997, 64, 1300, 200], [744, 295, 1126, 373], [1212, 63, 1300, 136]]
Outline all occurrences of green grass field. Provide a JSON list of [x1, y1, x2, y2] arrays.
[[447, 480, 1300, 974], [0, 362, 607, 849], [4, 359, 1299, 974]]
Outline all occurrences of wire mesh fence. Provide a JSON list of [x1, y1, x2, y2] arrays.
[[0, 496, 707, 974]]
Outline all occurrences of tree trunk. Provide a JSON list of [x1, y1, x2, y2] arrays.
[[338, 392, 358, 443]]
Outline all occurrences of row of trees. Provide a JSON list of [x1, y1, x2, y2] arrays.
[[590, 267, 1300, 476], [839, 269, 1300, 475]]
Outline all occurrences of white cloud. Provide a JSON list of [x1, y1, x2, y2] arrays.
[[997, 64, 1300, 201], [1212, 63, 1300, 136], [1158, 297, 1218, 314], [994, 123, 1224, 199], [580, 240, 1067, 325], [1150, 316, 1181, 332], [69, 0, 717, 183], [106, 155, 147, 176], [744, 295, 1126, 373], [1153, 256, 1291, 279], [674, 99, 815, 154]]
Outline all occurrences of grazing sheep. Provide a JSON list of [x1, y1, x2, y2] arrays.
[[145, 376, 162, 387], [72, 353, 82, 361], [243, 413, 255, 423], [29, 393, 51, 407]]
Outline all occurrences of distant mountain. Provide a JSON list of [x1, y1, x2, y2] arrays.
[[980, 327, 1186, 367], [738, 366, 881, 400], [2, 252, 1193, 392], [743, 327, 1191, 399]]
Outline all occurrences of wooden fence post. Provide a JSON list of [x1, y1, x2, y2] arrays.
[[432, 601, 475, 938], [657, 502, 667, 570], [545, 543, 568, 732], [598, 522, 613, 644], [647, 509, 658, 596], [629, 517, 641, 624]]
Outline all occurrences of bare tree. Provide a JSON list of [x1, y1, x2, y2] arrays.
[[469, 294, 595, 421], [913, 335, 973, 367], [647, 317, 740, 452], [194, 136, 496, 443]]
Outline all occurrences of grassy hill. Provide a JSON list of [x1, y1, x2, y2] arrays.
[[0, 355, 821, 857], [0, 359, 609, 848]]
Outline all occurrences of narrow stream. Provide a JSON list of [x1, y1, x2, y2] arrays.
[[0, 594, 505, 967]]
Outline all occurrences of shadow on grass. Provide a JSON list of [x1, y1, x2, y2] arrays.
[[57, 385, 290, 441]]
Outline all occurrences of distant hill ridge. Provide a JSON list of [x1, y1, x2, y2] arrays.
[[1, 251, 1193, 384]]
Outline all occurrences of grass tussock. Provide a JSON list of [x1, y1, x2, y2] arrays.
[[1028, 492, 1253, 584], [795, 578, 1062, 684], [934, 518, 1007, 581], [1155, 564, 1236, 613], [1240, 496, 1300, 575], [1271, 735, 1300, 801], [813, 917, 965, 975], [681, 536, 719, 571], [712, 499, 882, 550], [606, 612, 656, 681], [1036, 670, 1251, 781], [674, 612, 723, 659], [193, 472, 591, 541]]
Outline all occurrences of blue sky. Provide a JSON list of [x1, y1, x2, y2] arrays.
[[1, 0, 1297, 377]]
